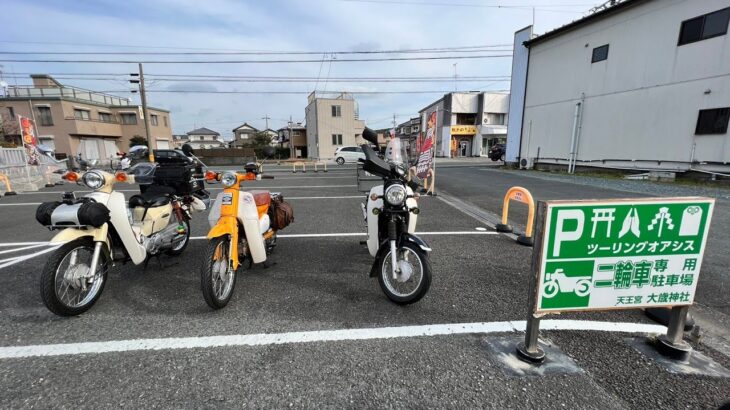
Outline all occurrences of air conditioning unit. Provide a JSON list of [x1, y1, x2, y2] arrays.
[[520, 157, 535, 170]]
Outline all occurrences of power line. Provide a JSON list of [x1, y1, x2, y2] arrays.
[[0, 40, 511, 53], [0, 48, 513, 56], [6, 72, 510, 80], [339, 0, 593, 8], [0, 54, 512, 64], [2, 75, 510, 83], [94, 89, 510, 95]]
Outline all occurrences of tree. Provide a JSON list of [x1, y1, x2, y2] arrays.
[[129, 135, 147, 148]]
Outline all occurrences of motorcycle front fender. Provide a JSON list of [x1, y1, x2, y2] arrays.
[[50, 224, 111, 260], [208, 216, 240, 270], [368, 232, 431, 277]]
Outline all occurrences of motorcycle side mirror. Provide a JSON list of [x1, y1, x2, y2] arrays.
[[362, 127, 378, 145], [181, 144, 195, 157]]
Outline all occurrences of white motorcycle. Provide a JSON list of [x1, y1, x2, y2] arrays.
[[35, 147, 208, 316], [360, 128, 432, 304]]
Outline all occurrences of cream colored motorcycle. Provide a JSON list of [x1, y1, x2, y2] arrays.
[[36, 154, 208, 316]]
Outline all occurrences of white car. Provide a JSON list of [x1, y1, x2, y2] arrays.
[[334, 146, 365, 165]]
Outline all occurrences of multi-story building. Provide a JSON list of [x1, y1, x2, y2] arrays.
[[305, 92, 365, 159], [277, 123, 307, 158], [172, 134, 189, 149], [506, 0, 730, 173], [231, 123, 258, 148], [0, 75, 172, 159], [395, 117, 421, 156], [419, 92, 509, 158], [185, 127, 225, 149]]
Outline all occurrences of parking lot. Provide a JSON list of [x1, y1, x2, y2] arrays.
[[1, 163, 729, 408]]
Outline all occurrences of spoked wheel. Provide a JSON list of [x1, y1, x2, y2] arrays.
[[166, 220, 191, 256], [201, 236, 237, 309], [377, 241, 432, 305], [336, 157, 345, 165], [40, 238, 109, 316]]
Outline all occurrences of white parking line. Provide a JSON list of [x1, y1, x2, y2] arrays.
[[0, 196, 364, 206], [0, 320, 666, 359], [0, 231, 498, 269], [17, 185, 358, 194]]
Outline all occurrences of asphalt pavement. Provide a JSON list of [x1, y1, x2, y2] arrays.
[[0, 162, 728, 409]]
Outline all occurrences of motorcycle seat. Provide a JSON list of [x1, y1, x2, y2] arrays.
[[129, 185, 176, 208], [250, 190, 271, 207]]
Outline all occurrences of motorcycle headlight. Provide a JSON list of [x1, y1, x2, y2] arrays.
[[221, 171, 238, 188], [385, 184, 406, 206], [82, 171, 105, 190]]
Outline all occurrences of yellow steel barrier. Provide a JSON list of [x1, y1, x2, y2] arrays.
[[0, 173, 17, 195], [292, 161, 306, 173], [495, 186, 535, 246], [313, 160, 328, 173]]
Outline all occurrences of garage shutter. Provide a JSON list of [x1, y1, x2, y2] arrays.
[[156, 139, 170, 149]]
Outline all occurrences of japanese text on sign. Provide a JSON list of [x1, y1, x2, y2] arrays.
[[536, 198, 714, 313]]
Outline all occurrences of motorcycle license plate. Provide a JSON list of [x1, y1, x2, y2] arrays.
[[222, 193, 233, 205]]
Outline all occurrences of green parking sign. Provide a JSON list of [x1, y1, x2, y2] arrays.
[[535, 198, 714, 313]]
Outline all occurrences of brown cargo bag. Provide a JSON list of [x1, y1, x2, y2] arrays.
[[270, 198, 294, 230]]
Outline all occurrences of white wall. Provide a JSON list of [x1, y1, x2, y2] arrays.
[[520, 0, 730, 172]]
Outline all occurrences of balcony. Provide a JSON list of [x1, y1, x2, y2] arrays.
[[3, 86, 131, 107], [65, 117, 123, 138]]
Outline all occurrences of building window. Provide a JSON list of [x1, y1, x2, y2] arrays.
[[35, 106, 53, 126], [150, 114, 158, 126], [331, 134, 343, 145], [7, 107, 14, 118], [591, 44, 609, 63], [695, 108, 730, 135], [678, 7, 730, 45], [73, 109, 91, 121], [163, 116, 168, 127], [331, 105, 341, 117], [120, 113, 137, 125], [99, 112, 113, 123], [455, 113, 477, 125]]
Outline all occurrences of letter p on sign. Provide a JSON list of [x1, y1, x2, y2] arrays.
[[553, 209, 584, 257]]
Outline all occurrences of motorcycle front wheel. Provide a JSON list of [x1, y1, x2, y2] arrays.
[[377, 241, 432, 305], [40, 238, 109, 316], [200, 236, 237, 309]]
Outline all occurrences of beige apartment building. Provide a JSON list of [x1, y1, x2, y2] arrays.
[[305, 92, 365, 159], [0, 75, 172, 161]]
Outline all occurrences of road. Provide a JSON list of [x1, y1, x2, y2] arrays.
[[0, 162, 728, 408]]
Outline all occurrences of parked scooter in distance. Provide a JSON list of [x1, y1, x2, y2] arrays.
[[360, 127, 432, 304], [35, 144, 208, 316], [201, 162, 294, 309]]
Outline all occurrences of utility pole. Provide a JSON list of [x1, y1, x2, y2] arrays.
[[261, 114, 271, 131], [288, 115, 294, 159], [453, 63, 458, 92], [131, 63, 154, 162]]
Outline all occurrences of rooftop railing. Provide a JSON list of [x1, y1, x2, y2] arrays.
[[3, 86, 131, 106]]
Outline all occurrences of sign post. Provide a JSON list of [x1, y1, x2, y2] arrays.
[[517, 197, 715, 363]]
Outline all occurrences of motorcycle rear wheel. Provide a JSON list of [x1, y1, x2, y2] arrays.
[[377, 241, 432, 305], [201, 236, 237, 309], [40, 238, 109, 316]]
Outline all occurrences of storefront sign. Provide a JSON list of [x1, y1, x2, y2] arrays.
[[450, 125, 476, 135], [416, 111, 436, 179], [535, 198, 714, 313]]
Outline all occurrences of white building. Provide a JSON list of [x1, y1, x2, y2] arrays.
[[185, 127, 225, 149], [419, 92, 509, 158], [305, 92, 365, 159], [506, 0, 730, 174]]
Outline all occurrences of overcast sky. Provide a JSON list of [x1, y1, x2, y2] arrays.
[[1, 0, 601, 138]]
